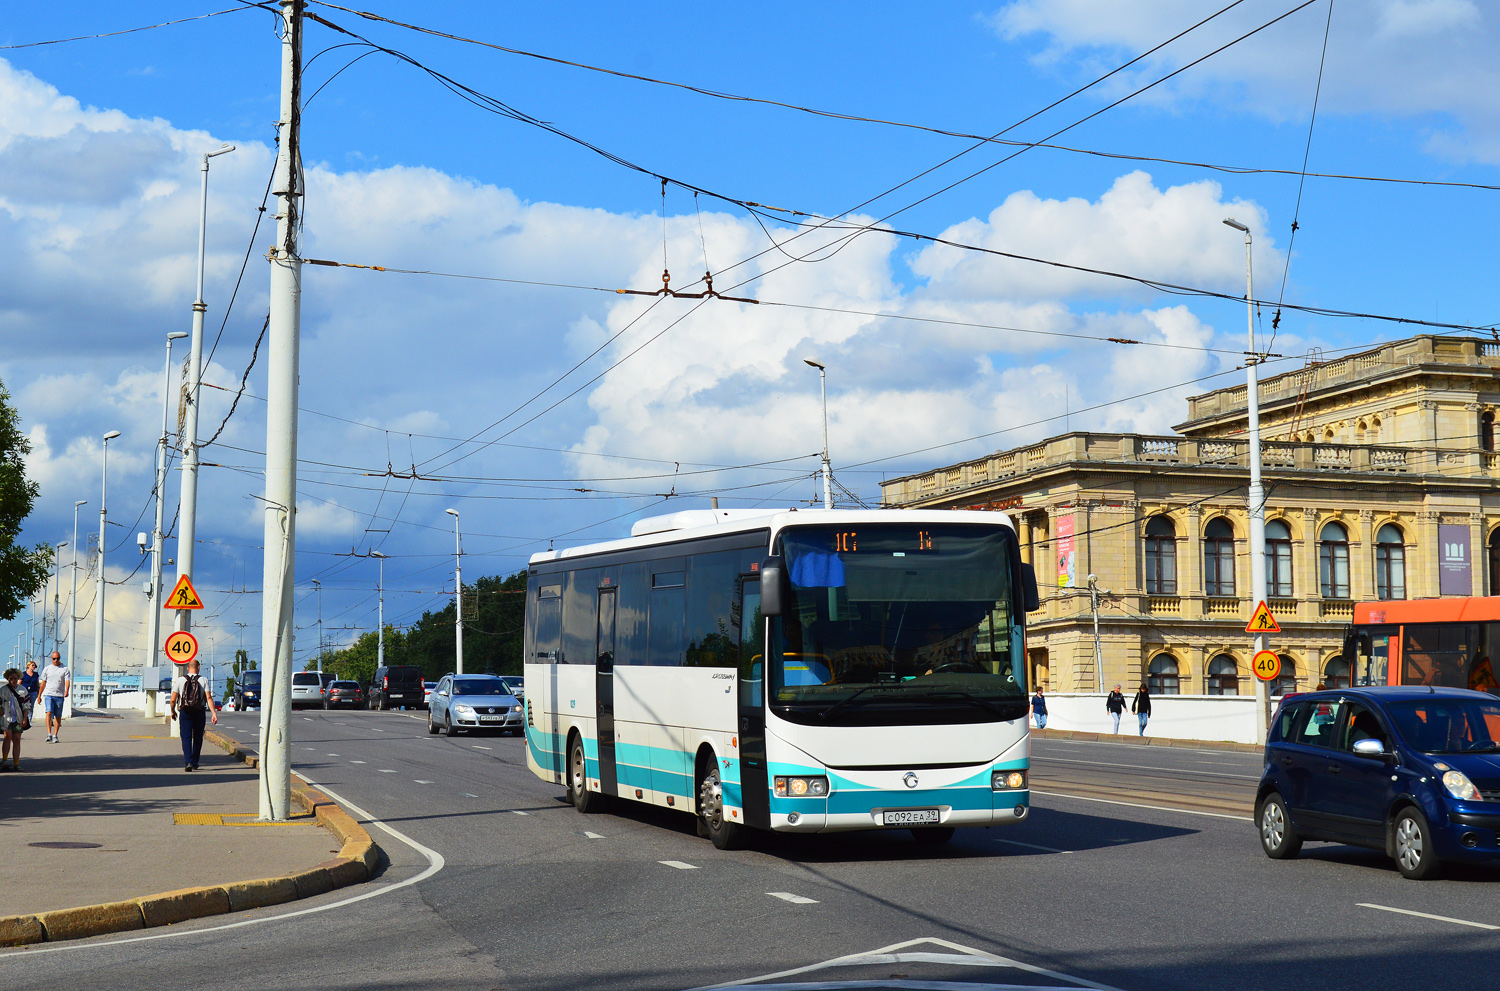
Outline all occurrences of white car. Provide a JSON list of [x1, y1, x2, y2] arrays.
[[290, 671, 324, 710]]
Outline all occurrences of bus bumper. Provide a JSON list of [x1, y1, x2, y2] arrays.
[[767, 761, 1029, 833]]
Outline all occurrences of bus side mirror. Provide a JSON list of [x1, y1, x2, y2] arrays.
[[1342, 624, 1358, 661], [760, 556, 786, 617], [1020, 563, 1040, 613]]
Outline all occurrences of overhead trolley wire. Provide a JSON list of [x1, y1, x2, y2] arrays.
[[0, 6, 257, 49]]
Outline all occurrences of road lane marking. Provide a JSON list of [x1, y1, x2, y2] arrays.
[[472, 745, 492, 750], [414, 780, 434, 785], [326, 754, 339, 757], [1031, 789, 1253, 821], [8, 773, 445, 956], [659, 860, 698, 869], [511, 810, 529, 816], [1358, 903, 1499, 930], [371, 728, 385, 732], [994, 837, 1073, 854], [766, 891, 818, 904], [350, 760, 366, 764], [378, 769, 397, 773], [461, 792, 479, 798], [1032, 754, 1259, 780]]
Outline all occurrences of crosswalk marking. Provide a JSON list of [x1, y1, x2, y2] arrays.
[[766, 891, 818, 905], [659, 860, 698, 870]]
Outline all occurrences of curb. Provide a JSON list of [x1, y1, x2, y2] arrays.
[[0, 732, 381, 949], [1032, 727, 1263, 754]]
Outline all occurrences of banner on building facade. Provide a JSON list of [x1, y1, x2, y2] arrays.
[[1056, 514, 1076, 588], [1438, 524, 1471, 595]]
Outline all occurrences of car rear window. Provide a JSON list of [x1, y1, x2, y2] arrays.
[[385, 666, 424, 681], [292, 673, 323, 686], [332, 681, 359, 689]]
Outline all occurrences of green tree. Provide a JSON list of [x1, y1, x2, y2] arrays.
[[225, 648, 257, 699], [0, 384, 52, 620]]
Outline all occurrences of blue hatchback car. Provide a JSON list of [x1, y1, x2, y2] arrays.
[[1256, 686, 1500, 879]]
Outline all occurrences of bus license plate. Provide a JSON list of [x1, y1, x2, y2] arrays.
[[882, 809, 939, 826]]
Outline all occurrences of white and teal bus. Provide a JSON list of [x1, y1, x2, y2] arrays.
[[523, 508, 1037, 848]]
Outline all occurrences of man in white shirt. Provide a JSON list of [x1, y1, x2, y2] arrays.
[[169, 660, 217, 771], [37, 652, 70, 744]]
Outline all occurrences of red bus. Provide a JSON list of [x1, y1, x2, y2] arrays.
[[1346, 598, 1500, 695]]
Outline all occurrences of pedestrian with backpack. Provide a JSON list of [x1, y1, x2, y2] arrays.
[[170, 659, 217, 771], [1, 668, 30, 772], [1105, 684, 1128, 734]]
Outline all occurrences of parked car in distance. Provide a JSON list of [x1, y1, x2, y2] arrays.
[[324, 680, 363, 709], [424, 681, 437, 707], [427, 675, 522, 737], [497, 676, 524, 700], [369, 664, 426, 710], [234, 670, 261, 711], [290, 671, 324, 710], [1256, 686, 1500, 880]]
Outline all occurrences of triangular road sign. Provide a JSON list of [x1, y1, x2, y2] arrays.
[[1246, 600, 1280, 634], [164, 575, 204, 610]]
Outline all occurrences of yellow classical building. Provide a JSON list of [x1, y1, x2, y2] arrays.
[[880, 335, 1500, 696]]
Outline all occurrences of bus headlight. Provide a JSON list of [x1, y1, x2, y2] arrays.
[[774, 776, 828, 797], [992, 769, 1028, 791]]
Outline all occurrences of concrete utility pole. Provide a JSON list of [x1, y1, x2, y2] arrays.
[[145, 331, 190, 718], [67, 500, 85, 717], [373, 552, 387, 670], [259, 0, 303, 822], [1225, 217, 1270, 746], [804, 357, 833, 509], [50, 544, 65, 665], [446, 509, 463, 674], [174, 143, 235, 643], [1087, 573, 1107, 694], [95, 431, 122, 707], [310, 578, 322, 672]]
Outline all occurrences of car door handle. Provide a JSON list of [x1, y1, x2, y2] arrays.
[[1278, 756, 1293, 766], [1327, 765, 1341, 774]]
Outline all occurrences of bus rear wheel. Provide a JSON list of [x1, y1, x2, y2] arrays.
[[698, 764, 743, 850], [569, 735, 603, 813]]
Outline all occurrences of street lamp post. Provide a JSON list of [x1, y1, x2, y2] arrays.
[[94, 430, 122, 707], [446, 508, 463, 675], [1087, 573, 1109, 695], [1224, 217, 1270, 746], [67, 500, 86, 715], [372, 552, 387, 671], [50, 543, 65, 666], [175, 144, 235, 644], [803, 357, 833, 509], [310, 579, 322, 673], [145, 331, 190, 718]]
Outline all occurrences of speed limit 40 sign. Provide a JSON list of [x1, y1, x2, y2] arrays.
[[1252, 649, 1281, 682], [164, 630, 199, 664]]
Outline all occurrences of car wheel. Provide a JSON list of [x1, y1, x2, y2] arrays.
[[1258, 793, 1302, 860], [698, 763, 742, 849], [1393, 807, 1442, 880], [568, 735, 603, 813], [427, 711, 440, 735], [910, 827, 956, 845]]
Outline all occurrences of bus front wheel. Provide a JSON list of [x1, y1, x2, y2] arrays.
[[698, 764, 743, 850], [569, 735, 603, 813]]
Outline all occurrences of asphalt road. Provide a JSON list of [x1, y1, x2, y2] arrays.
[[4, 708, 1498, 991]]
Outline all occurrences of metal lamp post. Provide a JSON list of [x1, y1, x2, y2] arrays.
[[803, 357, 833, 509], [143, 330, 190, 717], [1087, 573, 1109, 694], [94, 430, 122, 707], [310, 579, 322, 673], [446, 508, 463, 675], [67, 499, 86, 715], [372, 552, 387, 671], [1224, 217, 1270, 746]]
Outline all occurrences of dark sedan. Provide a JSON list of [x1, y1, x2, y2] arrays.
[[323, 680, 364, 710]]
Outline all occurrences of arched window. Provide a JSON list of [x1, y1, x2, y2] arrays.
[[1206, 654, 1240, 695], [1266, 519, 1293, 597], [1483, 411, 1495, 453], [1319, 521, 1350, 598], [1376, 523, 1406, 600], [1324, 655, 1352, 690], [1274, 655, 1298, 696], [1203, 517, 1235, 597], [1371, 417, 1382, 443], [1356, 420, 1367, 445], [1144, 516, 1177, 595], [1490, 529, 1500, 597], [1147, 654, 1180, 696]]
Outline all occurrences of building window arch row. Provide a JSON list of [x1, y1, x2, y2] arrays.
[[1205, 650, 1242, 696], [1202, 515, 1237, 597], [1319, 516, 1353, 599], [1375, 519, 1407, 601], [1323, 651, 1353, 690], [1273, 651, 1300, 697], [1265, 516, 1295, 597], [1146, 651, 1181, 696], [1142, 512, 1180, 596]]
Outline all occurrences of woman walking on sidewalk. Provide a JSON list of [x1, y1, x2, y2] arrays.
[[1105, 684, 1128, 734], [2, 667, 31, 771], [170, 659, 217, 771], [1132, 683, 1152, 736], [1031, 686, 1048, 729]]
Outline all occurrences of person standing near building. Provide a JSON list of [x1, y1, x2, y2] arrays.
[[37, 651, 69, 744], [1, 668, 30, 771], [1031, 686, 1048, 729], [1105, 684, 1127, 734], [19, 660, 39, 714], [1132, 683, 1152, 736], [169, 659, 217, 772]]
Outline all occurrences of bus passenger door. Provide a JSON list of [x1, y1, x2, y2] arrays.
[[595, 588, 619, 797], [738, 578, 771, 829]]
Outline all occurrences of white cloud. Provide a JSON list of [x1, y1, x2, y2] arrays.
[[989, 0, 1500, 160]]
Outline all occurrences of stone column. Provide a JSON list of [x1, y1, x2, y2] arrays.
[[1470, 513, 1486, 597], [1416, 510, 1441, 598], [1354, 510, 1376, 601], [1301, 507, 1320, 607], [1182, 505, 1203, 603]]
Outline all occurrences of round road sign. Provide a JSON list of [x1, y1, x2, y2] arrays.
[[1252, 649, 1281, 682], [164, 630, 199, 664]]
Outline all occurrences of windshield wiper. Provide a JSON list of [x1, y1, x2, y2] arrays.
[[818, 686, 900, 721], [910, 690, 1011, 719]]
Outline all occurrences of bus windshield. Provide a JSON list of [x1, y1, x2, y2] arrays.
[[772, 523, 1024, 722]]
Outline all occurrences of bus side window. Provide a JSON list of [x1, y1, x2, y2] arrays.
[[738, 579, 763, 709]]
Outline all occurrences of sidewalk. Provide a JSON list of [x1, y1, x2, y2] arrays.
[[0, 710, 339, 916]]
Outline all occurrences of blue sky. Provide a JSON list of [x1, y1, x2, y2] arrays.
[[3, 1, 1497, 675]]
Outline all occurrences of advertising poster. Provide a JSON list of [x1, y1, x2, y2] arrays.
[[1438, 523, 1472, 595], [1055, 514, 1075, 588]]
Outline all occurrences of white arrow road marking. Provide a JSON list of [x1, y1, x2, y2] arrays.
[[766, 891, 818, 904], [659, 860, 699, 870]]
